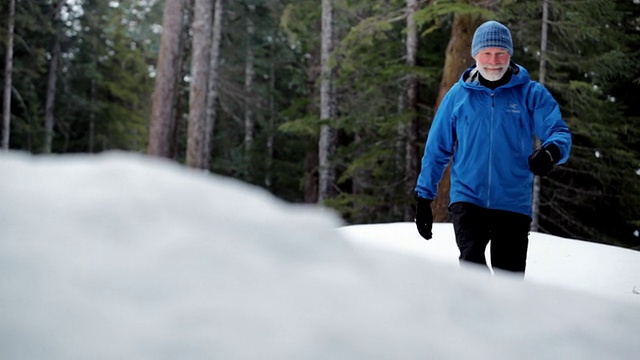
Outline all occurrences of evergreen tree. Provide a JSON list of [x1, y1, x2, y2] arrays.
[[1, 0, 638, 249], [502, 0, 640, 249], [0, 0, 56, 151], [149, 0, 187, 158], [1, 0, 15, 149], [186, 0, 213, 168], [62, 0, 156, 153]]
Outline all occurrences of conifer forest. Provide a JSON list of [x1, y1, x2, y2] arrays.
[[1, 0, 639, 250]]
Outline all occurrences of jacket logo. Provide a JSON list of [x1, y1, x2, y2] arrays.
[[505, 103, 520, 114]]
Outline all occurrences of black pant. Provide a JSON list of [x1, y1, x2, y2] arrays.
[[450, 202, 532, 274]]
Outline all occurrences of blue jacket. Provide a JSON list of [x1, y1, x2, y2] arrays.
[[415, 64, 572, 217]]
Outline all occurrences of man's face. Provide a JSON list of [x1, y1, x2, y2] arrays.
[[473, 47, 511, 81]]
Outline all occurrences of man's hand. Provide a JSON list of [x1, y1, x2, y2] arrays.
[[529, 144, 560, 176], [415, 197, 433, 240]]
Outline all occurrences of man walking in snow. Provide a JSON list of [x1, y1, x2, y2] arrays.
[[414, 20, 572, 275]]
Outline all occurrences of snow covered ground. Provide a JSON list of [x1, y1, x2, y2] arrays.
[[1, 151, 639, 359], [339, 222, 640, 304]]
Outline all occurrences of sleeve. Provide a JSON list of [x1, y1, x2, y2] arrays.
[[414, 86, 458, 200], [528, 82, 572, 164]]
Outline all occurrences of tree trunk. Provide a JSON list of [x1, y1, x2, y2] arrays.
[[244, 6, 255, 159], [396, 93, 407, 217], [404, 0, 419, 221], [88, 34, 97, 153], [431, 13, 484, 222], [85, 4, 98, 152], [1, 0, 16, 150], [265, 38, 276, 189], [304, 151, 319, 203], [318, 0, 336, 203], [186, 0, 214, 169], [148, 0, 186, 158], [203, 0, 224, 168], [170, 4, 193, 160], [531, 0, 550, 232], [42, 9, 65, 154]]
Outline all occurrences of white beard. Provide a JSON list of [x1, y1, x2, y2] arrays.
[[476, 65, 508, 82]]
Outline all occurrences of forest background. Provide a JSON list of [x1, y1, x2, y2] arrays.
[[1, 0, 639, 250]]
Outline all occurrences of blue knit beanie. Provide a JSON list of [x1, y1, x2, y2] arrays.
[[471, 20, 513, 56]]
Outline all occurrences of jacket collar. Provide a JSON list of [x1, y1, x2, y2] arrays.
[[460, 61, 529, 90]]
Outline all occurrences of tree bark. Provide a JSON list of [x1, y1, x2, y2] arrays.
[[88, 53, 96, 152], [531, 0, 550, 231], [431, 13, 484, 222], [396, 93, 407, 215], [265, 38, 276, 189], [44, 14, 63, 153], [186, 0, 214, 169], [404, 0, 419, 221], [85, 3, 98, 152], [148, 0, 186, 158], [170, 4, 193, 160], [1, 0, 16, 150], [318, 0, 337, 203], [43, 38, 60, 153], [244, 5, 255, 159], [304, 151, 319, 203], [203, 0, 224, 168]]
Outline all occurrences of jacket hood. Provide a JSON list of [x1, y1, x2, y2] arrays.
[[460, 62, 530, 90]]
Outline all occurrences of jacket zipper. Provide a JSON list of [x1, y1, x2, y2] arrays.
[[488, 91, 494, 208]]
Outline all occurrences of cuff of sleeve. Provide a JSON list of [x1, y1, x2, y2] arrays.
[[544, 144, 561, 164]]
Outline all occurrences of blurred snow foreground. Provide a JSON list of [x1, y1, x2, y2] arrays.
[[1, 152, 639, 360]]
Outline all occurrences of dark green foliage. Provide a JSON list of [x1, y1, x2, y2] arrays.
[[278, 0, 448, 222], [0, 0, 157, 153], [0, 0, 51, 150], [60, 0, 156, 152], [501, 0, 640, 249], [1, 0, 639, 249], [207, 0, 314, 201]]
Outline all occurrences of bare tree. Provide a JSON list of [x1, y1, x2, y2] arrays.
[[431, 12, 485, 222], [148, 0, 187, 158], [203, 0, 224, 167], [1, 0, 16, 150], [318, 0, 337, 203], [244, 5, 255, 158], [88, 31, 97, 152], [403, 0, 419, 220], [43, 0, 66, 153], [265, 37, 276, 189], [531, 0, 550, 231], [169, 5, 194, 160], [186, 0, 214, 168]]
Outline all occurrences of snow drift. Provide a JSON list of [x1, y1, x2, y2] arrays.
[[1, 151, 639, 359]]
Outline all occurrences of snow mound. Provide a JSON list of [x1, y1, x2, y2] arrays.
[[1, 151, 639, 359]]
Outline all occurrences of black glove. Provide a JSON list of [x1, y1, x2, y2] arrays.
[[528, 144, 560, 176], [415, 197, 433, 240]]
